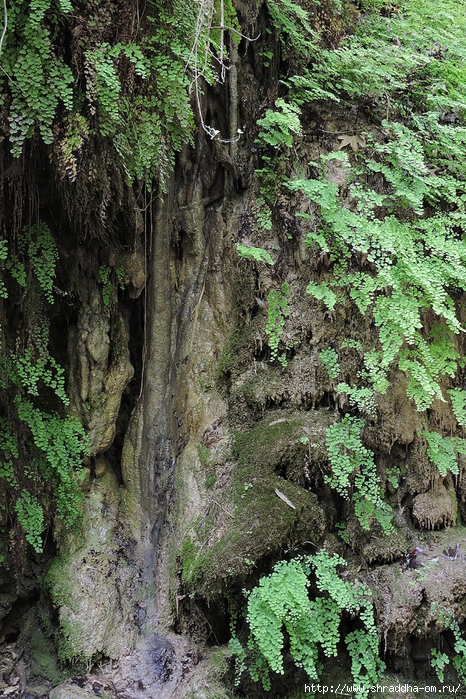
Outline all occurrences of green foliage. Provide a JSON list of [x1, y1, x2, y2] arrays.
[[0, 221, 88, 558], [450, 622, 466, 683], [229, 636, 247, 687], [267, 0, 316, 59], [257, 99, 302, 148], [289, 161, 466, 411], [337, 383, 376, 416], [431, 649, 450, 683], [235, 551, 383, 693], [284, 0, 466, 422], [335, 521, 350, 545], [5, 349, 68, 404], [386, 464, 403, 489], [0, 422, 19, 487], [4, 0, 74, 156], [449, 388, 466, 427], [15, 397, 87, 528], [253, 6, 427, 530], [99, 265, 113, 308], [91, 0, 197, 183], [256, 199, 273, 232], [19, 223, 58, 304], [99, 264, 127, 307], [266, 283, 290, 365], [433, 605, 466, 683], [306, 280, 338, 310], [319, 348, 340, 379], [237, 245, 274, 265], [423, 430, 466, 477], [326, 416, 392, 533], [1, 0, 201, 184], [14, 491, 45, 553]]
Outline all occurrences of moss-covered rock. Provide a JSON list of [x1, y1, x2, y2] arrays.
[[171, 647, 235, 699], [23, 618, 67, 686], [412, 481, 458, 529], [367, 527, 466, 653], [346, 514, 408, 564], [179, 413, 328, 598], [45, 472, 143, 662]]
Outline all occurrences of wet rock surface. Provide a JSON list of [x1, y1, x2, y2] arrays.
[[366, 527, 466, 654], [67, 284, 134, 457], [46, 473, 144, 662]]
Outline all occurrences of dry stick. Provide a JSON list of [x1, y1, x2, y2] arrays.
[[189, 278, 205, 356], [0, 0, 7, 57], [219, 0, 225, 82], [210, 26, 260, 42], [0, 0, 15, 88], [211, 498, 234, 518]]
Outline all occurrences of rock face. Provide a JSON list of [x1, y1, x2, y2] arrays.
[[412, 481, 458, 530], [45, 472, 143, 662], [2, 3, 466, 698], [68, 283, 134, 457]]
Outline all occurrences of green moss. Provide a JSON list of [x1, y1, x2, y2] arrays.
[[234, 418, 304, 472], [233, 412, 330, 483], [44, 554, 73, 608], [43, 554, 92, 664], [26, 623, 68, 686], [205, 473, 217, 489], [228, 370, 284, 423], [197, 443, 211, 469], [349, 520, 408, 564], [197, 443, 217, 489], [181, 536, 197, 583], [181, 415, 328, 599], [216, 319, 264, 385], [183, 647, 235, 699]]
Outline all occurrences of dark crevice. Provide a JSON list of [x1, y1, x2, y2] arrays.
[[0, 592, 40, 643]]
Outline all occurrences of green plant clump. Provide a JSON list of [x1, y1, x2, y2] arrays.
[[252, 0, 466, 530], [232, 551, 383, 694], [326, 417, 392, 533], [0, 224, 89, 557], [0, 0, 229, 186], [266, 283, 290, 365]]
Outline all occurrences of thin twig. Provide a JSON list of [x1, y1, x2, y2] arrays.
[[211, 498, 235, 518], [210, 26, 260, 41], [219, 0, 225, 82], [0, 0, 7, 58]]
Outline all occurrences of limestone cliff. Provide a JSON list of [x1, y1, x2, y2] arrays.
[[1, 1, 466, 698]]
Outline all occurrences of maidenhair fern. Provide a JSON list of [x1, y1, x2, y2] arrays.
[[449, 388, 466, 427], [0, 222, 89, 556], [1, 0, 200, 184], [237, 245, 274, 265], [232, 551, 383, 695], [319, 348, 340, 379], [326, 417, 392, 533], [266, 283, 290, 365], [4, 0, 74, 156], [257, 99, 302, 148], [267, 0, 317, 59], [279, 0, 466, 530]]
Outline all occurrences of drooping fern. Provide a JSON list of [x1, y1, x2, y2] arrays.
[[0, 223, 89, 556], [232, 551, 383, 694]]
